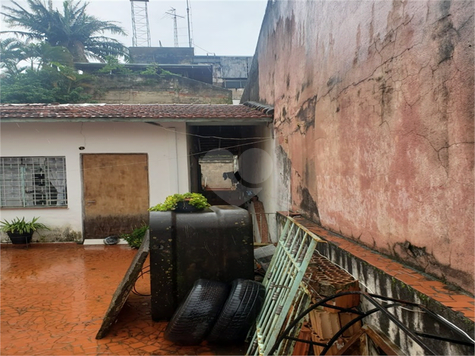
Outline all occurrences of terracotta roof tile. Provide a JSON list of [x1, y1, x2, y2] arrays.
[[0, 103, 273, 122]]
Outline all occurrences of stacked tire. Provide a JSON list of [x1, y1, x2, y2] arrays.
[[164, 278, 265, 345]]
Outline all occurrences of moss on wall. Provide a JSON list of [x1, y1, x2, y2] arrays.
[[87, 74, 232, 104]]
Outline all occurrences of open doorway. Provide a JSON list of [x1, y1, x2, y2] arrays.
[[188, 125, 258, 207]]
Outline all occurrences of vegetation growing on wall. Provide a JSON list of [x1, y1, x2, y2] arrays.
[[98, 56, 133, 75], [139, 63, 179, 78]]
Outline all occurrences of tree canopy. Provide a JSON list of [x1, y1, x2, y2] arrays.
[[0, 36, 94, 103], [1, 67, 93, 103], [1, 0, 129, 62], [0, 37, 25, 75]]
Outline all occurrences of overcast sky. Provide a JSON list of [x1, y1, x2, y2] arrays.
[[2, 0, 268, 57]]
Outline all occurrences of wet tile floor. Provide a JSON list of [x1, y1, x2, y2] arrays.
[[1, 243, 246, 355]]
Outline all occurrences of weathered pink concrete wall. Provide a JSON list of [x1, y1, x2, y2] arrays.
[[246, 0, 474, 291]]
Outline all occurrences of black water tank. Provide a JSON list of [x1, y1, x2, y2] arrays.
[[149, 205, 254, 320]]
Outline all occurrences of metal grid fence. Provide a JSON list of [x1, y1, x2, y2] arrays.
[[0, 156, 67, 208], [246, 215, 324, 356]]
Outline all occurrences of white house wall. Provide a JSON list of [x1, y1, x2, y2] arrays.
[[0, 121, 189, 242], [238, 124, 279, 242]]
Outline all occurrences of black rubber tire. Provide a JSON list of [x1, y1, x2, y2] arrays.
[[207, 278, 266, 344], [164, 279, 230, 345]]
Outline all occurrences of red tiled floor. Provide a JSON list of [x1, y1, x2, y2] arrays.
[[1, 243, 246, 355]]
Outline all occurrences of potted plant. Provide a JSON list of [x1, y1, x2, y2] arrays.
[[149, 193, 211, 213], [0, 216, 49, 244]]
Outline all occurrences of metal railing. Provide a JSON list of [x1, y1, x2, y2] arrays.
[[246, 215, 324, 356]]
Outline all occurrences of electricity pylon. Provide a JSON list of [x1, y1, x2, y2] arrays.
[[130, 0, 151, 47]]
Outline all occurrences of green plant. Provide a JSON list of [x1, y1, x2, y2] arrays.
[[149, 193, 211, 212], [140, 63, 160, 76], [98, 56, 133, 75], [120, 225, 149, 249], [0, 216, 49, 234]]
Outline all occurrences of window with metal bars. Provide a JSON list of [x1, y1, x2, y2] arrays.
[[0, 157, 68, 208]]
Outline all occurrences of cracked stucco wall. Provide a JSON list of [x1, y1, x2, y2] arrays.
[[245, 0, 474, 292]]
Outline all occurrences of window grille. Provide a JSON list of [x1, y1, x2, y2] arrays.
[[0, 157, 68, 208]]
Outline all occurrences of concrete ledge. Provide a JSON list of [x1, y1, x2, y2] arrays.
[[277, 212, 475, 355]]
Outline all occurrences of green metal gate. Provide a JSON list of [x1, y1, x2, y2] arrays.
[[247, 215, 324, 356]]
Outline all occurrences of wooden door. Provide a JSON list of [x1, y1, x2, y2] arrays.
[[82, 154, 149, 239]]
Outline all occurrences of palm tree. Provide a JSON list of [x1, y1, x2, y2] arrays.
[[1, 0, 128, 62], [1, 37, 73, 75], [24, 41, 74, 69], [0, 37, 26, 75]]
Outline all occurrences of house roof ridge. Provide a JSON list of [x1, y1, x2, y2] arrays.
[[0, 103, 248, 107], [0, 102, 273, 122]]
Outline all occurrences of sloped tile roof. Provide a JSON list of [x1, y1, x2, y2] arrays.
[[0, 103, 273, 123]]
